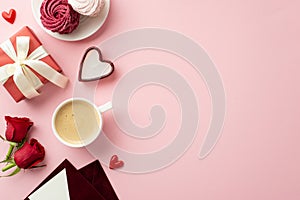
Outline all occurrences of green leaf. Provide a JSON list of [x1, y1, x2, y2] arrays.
[[16, 138, 26, 149]]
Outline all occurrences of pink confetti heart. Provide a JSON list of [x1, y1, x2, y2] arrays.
[[109, 155, 124, 169]]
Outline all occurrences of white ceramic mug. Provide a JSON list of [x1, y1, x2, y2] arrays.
[[52, 98, 112, 147]]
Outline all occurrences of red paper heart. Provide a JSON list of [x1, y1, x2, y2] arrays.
[[2, 9, 16, 24], [109, 155, 124, 169]]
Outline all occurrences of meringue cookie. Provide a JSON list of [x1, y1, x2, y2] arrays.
[[40, 0, 80, 34], [68, 0, 105, 17]]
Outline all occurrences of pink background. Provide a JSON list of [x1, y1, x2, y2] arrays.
[[1, 0, 300, 199]]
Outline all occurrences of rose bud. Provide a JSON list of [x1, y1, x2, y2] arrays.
[[14, 138, 45, 169], [5, 116, 33, 143]]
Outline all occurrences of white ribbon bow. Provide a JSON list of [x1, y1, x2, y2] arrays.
[[0, 36, 68, 99]]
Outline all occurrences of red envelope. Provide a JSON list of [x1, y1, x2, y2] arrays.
[[79, 160, 119, 200], [24, 159, 119, 200]]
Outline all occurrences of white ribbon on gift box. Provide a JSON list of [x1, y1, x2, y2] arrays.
[[0, 36, 68, 99]]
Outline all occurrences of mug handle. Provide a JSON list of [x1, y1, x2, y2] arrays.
[[98, 101, 112, 113]]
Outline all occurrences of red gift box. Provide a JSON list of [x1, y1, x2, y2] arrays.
[[0, 26, 66, 102]]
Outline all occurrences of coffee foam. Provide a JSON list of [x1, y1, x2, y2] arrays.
[[54, 100, 100, 145]]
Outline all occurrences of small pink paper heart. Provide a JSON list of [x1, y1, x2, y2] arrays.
[[109, 155, 124, 169], [78, 47, 114, 82]]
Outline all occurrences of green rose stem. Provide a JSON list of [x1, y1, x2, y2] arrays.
[[0, 135, 18, 161], [5, 142, 18, 160], [2, 162, 16, 172], [0, 164, 21, 177]]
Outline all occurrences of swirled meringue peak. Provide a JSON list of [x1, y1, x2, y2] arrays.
[[40, 0, 80, 34], [68, 0, 105, 17]]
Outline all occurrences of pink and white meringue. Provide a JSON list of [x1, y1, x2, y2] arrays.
[[68, 0, 105, 17]]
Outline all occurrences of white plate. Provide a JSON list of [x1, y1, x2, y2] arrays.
[[31, 0, 110, 41]]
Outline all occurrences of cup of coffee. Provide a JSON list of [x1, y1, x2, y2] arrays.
[[52, 98, 112, 147]]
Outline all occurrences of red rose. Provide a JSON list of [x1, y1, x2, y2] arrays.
[[14, 138, 45, 169], [5, 116, 33, 143]]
